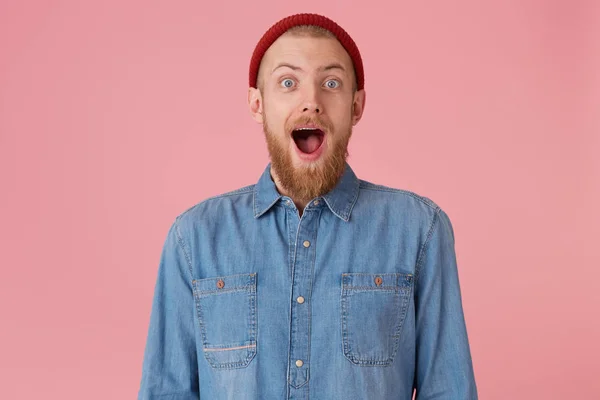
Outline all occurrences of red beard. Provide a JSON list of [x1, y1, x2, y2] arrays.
[[263, 115, 351, 201]]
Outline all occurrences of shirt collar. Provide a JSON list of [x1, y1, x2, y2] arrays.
[[253, 162, 360, 222]]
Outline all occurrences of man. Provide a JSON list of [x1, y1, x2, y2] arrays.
[[138, 13, 478, 400]]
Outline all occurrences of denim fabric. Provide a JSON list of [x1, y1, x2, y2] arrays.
[[138, 163, 478, 400]]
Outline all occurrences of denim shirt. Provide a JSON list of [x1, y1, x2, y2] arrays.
[[138, 163, 478, 400]]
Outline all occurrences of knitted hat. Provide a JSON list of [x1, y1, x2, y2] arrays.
[[249, 13, 364, 91]]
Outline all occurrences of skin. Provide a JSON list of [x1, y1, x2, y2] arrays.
[[248, 33, 366, 214]]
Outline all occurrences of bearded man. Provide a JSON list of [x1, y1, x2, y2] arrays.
[[138, 13, 478, 400]]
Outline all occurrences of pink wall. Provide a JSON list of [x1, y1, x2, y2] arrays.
[[1, 1, 598, 398]]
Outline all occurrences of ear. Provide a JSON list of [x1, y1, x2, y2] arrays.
[[351, 89, 366, 126], [248, 87, 264, 124]]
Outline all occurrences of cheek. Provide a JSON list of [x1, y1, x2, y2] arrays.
[[265, 99, 293, 130], [264, 109, 285, 131], [328, 101, 353, 126], [263, 109, 290, 144]]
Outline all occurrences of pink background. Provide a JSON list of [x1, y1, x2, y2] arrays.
[[1, 1, 598, 399]]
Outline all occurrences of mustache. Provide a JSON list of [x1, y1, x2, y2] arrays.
[[286, 116, 333, 133]]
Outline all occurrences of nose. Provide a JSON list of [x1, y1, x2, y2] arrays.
[[301, 84, 322, 114], [302, 103, 321, 114]]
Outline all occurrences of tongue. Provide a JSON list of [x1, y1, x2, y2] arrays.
[[296, 134, 322, 154]]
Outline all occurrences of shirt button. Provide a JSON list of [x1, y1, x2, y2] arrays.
[[296, 296, 305, 304], [295, 359, 304, 367], [303, 240, 311, 248], [216, 279, 225, 289], [313, 199, 320, 206]]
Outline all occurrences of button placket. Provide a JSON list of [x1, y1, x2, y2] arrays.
[[287, 208, 320, 391]]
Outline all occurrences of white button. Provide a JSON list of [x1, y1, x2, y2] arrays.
[[303, 240, 310, 248], [313, 200, 320, 206], [295, 359, 303, 367], [297, 296, 305, 304], [285, 200, 291, 205]]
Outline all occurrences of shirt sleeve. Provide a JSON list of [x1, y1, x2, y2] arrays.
[[412, 209, 478, 399], [138, 218, 200, 400]]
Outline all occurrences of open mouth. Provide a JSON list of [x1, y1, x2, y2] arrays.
[[292, 128, 325, 154]]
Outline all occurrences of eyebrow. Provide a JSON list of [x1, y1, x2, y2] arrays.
[[271, 62, 347, 75]]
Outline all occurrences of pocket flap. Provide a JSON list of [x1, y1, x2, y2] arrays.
[[194, 273, 256, 294], [342, 273, 413, 290]]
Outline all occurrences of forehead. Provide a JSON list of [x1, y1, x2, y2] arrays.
[[261, 34, 354, 72]]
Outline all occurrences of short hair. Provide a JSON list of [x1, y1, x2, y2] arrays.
[[286, 24, 336, 38]]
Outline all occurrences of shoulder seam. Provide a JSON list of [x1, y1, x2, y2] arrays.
[[173, 217, 194, 280], [178, 184, 255, 218], [414, 207, 442, 286], [358, 180, 439, 210]]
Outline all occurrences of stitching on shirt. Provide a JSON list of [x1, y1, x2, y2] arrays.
[[340, 276, 412, 366], [342, 286, 409, 291], [287, 211, 302, 386], [195, 285, 255, 295], [341, 176, 361, 221], [253, 184, 282, 218], [414, 208, 441, 286], [194, 272, 256, 282], [304, 208, 321, 386], [203, 344, 256, 352], [257, 196, 281, 218], [285, 208, 294, 397], [174, 217, 194, 280], [207, 184, 255, 199], [341, 273, 413, 277], [151, 392, 200, 398], [253, 185, 258, 215], [322, 174, 360, 221], [178, 185, 255, 219], [358, 181, 439, 210]]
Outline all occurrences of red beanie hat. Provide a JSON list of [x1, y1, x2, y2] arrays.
[[249, 13, 364, 91]]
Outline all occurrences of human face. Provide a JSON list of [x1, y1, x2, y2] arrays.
[[248, 34, 366, 201]]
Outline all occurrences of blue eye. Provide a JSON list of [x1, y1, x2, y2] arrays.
[[325, 79, 340, 89], [281, 79, 295, 88]]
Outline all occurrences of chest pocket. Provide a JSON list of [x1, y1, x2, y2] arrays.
[[341, 272, 413, 366], [193, 273, 257, 369]]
